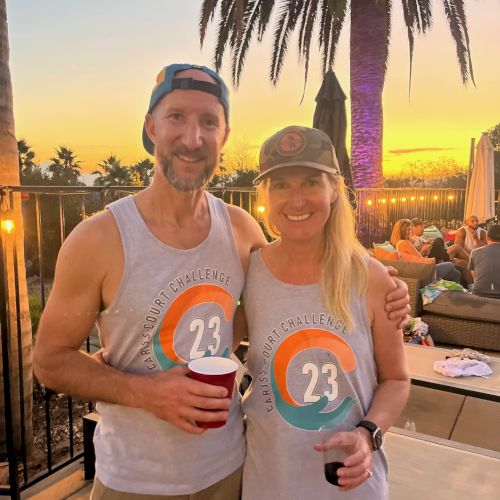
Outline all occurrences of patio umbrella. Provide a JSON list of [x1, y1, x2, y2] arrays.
[[313, 69, 354, 201], [464, 133, 495, 223]]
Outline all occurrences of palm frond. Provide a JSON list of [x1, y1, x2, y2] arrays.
[[213, 0, 236, 71], [321, 0, 347, 73], [200, 0, 221, 47], [451, 0, 475, 85], [270, 1, 302, 84], [298, 0, 319, 100], [232, 0, 264, 86], [257, 0, 275, 41], [441, 0, 472, 85], [298, 0, 314, 57]]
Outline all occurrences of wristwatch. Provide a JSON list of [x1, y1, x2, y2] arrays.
[[356, 420, 383, 450]]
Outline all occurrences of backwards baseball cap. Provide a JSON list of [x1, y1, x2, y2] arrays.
[[254, 126, 340, 184], [142, 63, 230, 155]]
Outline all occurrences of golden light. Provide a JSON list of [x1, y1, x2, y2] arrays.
[[1, 219, 15, 234], [447, 195, 454, 200], [401, 197, 407, 202], [419, 196, 425, 201], [390, 197, 397, 204], [257, 205, 266, 214], [433, 195, 438, 201], [381, 198, 387, 204], [367, 199, 373, 206], [410, 196, 416, 201]]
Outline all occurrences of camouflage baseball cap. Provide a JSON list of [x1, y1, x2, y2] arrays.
[[254, 126, 340, 184]]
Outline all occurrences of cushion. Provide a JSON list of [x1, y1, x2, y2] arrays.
[[399, 253, 435, 264], [374, 247, 400, 261], [423, 224, 443, 240], [373, 241, 397, 252], [378, 259, 436, 287], [423, 291, 500, 323]]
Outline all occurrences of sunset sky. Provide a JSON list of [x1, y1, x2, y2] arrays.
[[7, 0, 500, 178]]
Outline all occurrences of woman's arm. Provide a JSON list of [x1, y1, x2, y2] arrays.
[[397, 239, 423, 258], [363, 258, 410, 434]]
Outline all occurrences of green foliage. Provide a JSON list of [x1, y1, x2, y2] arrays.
[[210, 168, 258, 188], [93, 155, 132, 186], [384, 157, 467, 188], [47, 147, 84, 186], [18, 139, 49, 185], [130, 159, 155, 186], [487, 123, 500, 188]]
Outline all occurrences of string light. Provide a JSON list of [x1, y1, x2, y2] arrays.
[[390, 197, 397, 203], [367, 200, 373, 206], [381, 198, 387, 204], [419, 196, 425, 201], [433, 195, 438, 201], [1, 219, 15, 234], [447, 195, 454, 200], [257, 205, 265, 214], [410, 196, 415, 201], [401, 197, 407, 202]]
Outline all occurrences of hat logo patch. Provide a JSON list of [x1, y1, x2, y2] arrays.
[[277, 131, 306, 156]]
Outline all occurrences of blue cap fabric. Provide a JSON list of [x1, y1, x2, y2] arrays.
[[142, 63, 230, 155]]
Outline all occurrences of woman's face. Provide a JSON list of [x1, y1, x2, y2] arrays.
[[265, 167, 337, 243]]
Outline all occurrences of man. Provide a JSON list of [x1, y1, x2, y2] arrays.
[[469, 224, 500, 299], [33, 64, 410, 499], [455, 215, 488, 256]]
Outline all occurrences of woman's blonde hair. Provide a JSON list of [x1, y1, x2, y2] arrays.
[[258, 174, 368, 331], [390, 219, 412, 247]]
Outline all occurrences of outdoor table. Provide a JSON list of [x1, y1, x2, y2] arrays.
[[386, 429, 500, 499], [404, 343, 500, 403]]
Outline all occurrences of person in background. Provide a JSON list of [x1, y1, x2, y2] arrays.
[[238, 126, 410, 500], [469, 224, 500, 299], [411, 218, 470, 284], [455, 215, 487, 256], [391, 219, 461, 283]]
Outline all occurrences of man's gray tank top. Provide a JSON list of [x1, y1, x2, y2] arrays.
[[93, 194, 246, 496], [241, 250, 388, 500]]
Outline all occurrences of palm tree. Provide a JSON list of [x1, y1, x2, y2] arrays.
[[48, 146, 83, 186], [130, 159, 155, 186], [199, 0, 474, 187], [93, 155, 132, 186], [0, 0, 33, 455], [18, 139, 48, 185]]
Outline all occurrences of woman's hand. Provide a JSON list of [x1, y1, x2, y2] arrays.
[[314, 429, 373, 491]]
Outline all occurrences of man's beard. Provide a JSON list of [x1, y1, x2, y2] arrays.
[[158, 151, 216, 192]]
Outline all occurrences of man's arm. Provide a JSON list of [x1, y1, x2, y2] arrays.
[[454, 228, 468, 254], [34, 215, 231, 434], [479, 229, 488, 246]]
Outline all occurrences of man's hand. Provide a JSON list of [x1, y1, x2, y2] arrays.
[[385, 267, 411, 329], [132, 366, 232, 434]]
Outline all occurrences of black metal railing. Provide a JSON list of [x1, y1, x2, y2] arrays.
[[0, 183, 498, 498]]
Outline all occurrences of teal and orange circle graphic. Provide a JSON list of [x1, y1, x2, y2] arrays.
[[152, 284, 234, 369], [270, 328, 358, 430]]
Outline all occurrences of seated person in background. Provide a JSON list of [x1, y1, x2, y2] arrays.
[[455, 215, 487, 256], [390, 219, 461, 284], [411, 217, 472, 285], [469, 224, 500, 299]]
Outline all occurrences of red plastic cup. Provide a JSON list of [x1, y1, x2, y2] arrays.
[[188, 357, 238, 429]]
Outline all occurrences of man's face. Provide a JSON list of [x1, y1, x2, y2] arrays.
[[467, 216, 479, 230], [145, 69, 230, 191]]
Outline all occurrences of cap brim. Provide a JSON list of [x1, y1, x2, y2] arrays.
[[253, 161, 339, 185]]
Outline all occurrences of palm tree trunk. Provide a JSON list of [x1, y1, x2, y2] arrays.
[[0, 0, 33, 456], [350, 0, 387, 188]]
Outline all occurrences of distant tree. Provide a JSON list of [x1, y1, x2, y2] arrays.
[[210, 168, 258, 188], [130, 158, 155, 186], [93, 155, 132, 186], [487, 122, 500, 188], [47, 146, 83, 185], [220, 137, 258, 173], [17, 139, 48, 185], [384, 157, 467, 188]]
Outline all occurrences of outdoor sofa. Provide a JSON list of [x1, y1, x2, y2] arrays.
[[378, 259, 500, 351]]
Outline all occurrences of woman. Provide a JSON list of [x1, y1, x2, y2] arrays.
[[239, 126, 410, 499], [390, 219, 461, 283]]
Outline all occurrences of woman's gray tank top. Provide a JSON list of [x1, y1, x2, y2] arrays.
[[93, 193, 246, 495], [241, 250, 388, 500]]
